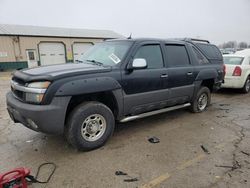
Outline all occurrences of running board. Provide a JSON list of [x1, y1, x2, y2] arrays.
[[119, 103, 191, 123]]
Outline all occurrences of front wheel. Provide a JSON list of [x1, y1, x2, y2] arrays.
[[190, 87, 211, 113], [242, 77, 250, 93], [65, 101, 115, 151]]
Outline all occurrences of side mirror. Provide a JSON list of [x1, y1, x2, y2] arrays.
[[131, 58, 147, 69]]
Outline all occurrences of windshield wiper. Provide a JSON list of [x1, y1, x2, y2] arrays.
[[75, 59, 105, 66], [75, 60, 83, 63], [86, 59, 104, 66]]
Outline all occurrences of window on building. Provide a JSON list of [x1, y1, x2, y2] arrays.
[[165, 45, 190, 67], [134, 44, 164, 69], [28, 51, 35, 60]]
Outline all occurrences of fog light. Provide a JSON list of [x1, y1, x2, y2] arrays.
[[27, 118, 38, 129]]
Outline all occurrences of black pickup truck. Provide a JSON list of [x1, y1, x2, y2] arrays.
[[6, 38, 224, 150]]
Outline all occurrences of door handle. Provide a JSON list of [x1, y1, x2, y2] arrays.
[[187, 72, 193, 76], [161, 74, 168, 78]]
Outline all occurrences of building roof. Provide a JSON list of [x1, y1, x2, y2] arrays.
[[0, 24, 124, 39]]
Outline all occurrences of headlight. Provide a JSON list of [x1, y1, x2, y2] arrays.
[[25, 81, 51, 103], [27, 81, 51, 89]]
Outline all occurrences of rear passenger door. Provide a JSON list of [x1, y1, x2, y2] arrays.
[[164, 44, 195, 103]]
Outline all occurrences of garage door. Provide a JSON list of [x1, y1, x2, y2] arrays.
[[39, 42, 66, 66], [73, 43, 93, 62]]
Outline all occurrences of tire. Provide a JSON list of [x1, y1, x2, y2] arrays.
[[65, 101, 115, 151], [242, 77, 250, 93], [190, 86, 211, 113]]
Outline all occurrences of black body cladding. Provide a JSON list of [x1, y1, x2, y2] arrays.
[[7, 38, 224, 135]]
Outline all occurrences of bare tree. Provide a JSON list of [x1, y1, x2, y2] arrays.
[[222, 41, 237, 49], [238, 42, 248, 49], [217, 44, 223, 49]]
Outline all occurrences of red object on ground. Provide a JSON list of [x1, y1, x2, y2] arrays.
[[0, 168, 30, 188]]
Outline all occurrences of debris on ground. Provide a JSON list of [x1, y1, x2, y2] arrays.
[[218, 108, 230, 110], [241, 151, 250, 156], [234, 160, 241, 169], [215, 165, 235, 169], [216, 115, 228, 118], [215, 176, 221, 179], [148, 136, 160, 144], [115, 171, 138, 183], [201, 145, 210, 154], [26, 140, 33, 143], [219, 104, 230, 106], [217, 108, 230, 113], [115, 171, 127, 176], [215, 161, 241, 171], [123, 178, 139, 182]]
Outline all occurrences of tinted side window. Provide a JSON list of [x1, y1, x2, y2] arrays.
[[165, 45, 190, 67], [196, 43, 223, 60], [192, 46, 209, 64], [134, 45, 163, 69]]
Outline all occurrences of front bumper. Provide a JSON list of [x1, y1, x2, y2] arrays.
[[6, 92, 71, 134], [221, 76, 245, 89]]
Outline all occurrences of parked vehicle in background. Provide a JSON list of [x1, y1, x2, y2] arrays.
[[221, 49, 250, 93], [235, 49, 250, 55], [6, 38, 224, 151], [220, 48, 236, 55]]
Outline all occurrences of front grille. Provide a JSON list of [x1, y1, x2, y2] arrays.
[[11, 76, 26, 102], [11, 87, 25, 101]]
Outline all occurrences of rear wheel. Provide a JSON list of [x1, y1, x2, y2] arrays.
[[242, 77, 250, 93], [65, 101, 115, 151], [190, 87, 211, 113]]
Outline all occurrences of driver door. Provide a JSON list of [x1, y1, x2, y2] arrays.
[[121, 43, 169, 115]]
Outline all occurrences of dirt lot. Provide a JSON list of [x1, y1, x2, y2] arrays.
[[1, 74, 250, 188]]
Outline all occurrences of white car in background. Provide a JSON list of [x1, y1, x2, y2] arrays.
[[222, 49, 250, 93]]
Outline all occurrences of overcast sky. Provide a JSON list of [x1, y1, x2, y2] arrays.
[[0, 0, 249, 44]]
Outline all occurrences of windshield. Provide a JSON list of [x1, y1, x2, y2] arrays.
[[223, 56, 244, 65], [80, 41, 132, 66]]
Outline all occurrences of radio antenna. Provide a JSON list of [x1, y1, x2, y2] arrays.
[[127, 33, 132, 39]]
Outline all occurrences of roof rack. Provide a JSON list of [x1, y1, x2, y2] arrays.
[[184, 38, 210, 44]]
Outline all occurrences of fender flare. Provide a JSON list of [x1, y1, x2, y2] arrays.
[[55, 77, 122, 96], [192, 69, 218, 100], [195, 69, 218, 81], [54, 77, 124, 119]]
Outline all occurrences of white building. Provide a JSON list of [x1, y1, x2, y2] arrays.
[[0, 24, 123, 70]]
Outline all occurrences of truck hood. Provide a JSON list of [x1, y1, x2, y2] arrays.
[[13, 63, 112, 82]]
